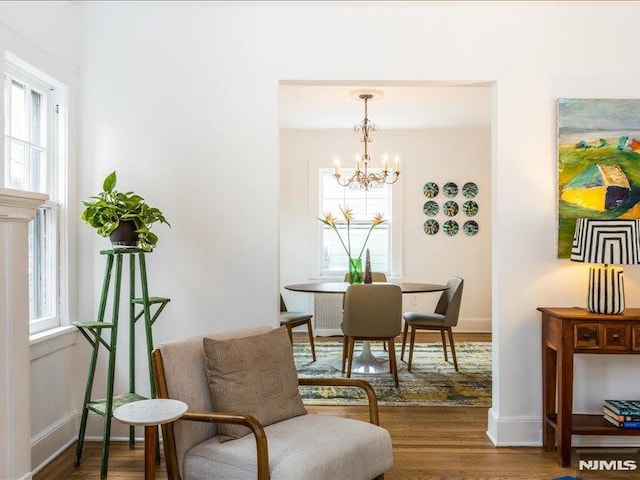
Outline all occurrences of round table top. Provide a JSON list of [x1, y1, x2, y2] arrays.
[[284, 281, 447, 294], [113, 399, 188, 426]]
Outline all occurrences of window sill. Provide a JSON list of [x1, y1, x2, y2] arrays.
[[30, 325, 77, 361]]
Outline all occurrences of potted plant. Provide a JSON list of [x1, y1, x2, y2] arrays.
[[81, 171, 170, 251]]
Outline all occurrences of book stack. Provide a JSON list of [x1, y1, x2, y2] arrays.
[[603, 400, 640, 428]]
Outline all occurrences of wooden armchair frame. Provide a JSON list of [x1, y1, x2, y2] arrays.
[[151, 349, 383, 480]]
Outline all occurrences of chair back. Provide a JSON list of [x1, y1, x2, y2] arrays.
[[434, 277, 464, 327], [152, 325, 272, 479], [344, 271, 387, 282], [342, 284, 402, 337]]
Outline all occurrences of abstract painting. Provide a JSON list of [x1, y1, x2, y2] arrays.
[[557, 99, 640, 257]]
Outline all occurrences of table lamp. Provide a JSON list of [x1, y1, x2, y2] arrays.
[[571, 218, 640, 314]]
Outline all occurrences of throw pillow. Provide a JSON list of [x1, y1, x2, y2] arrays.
[[202, 326, 307, 442]]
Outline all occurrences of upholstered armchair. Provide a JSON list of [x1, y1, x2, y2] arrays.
[[151, 325, 393, 480]]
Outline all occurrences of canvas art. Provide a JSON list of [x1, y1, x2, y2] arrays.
[[557, 99, 640, 257]]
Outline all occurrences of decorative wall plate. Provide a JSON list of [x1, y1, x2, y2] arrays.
[[462, 182, 478, 198], [423, 182, 439, 198], [443, 200, 459, 217], [463, 220, 479, 236], [463, 200, 479, 216], [423, 200, 439, 216], [443, 220, 459, 236], [423, 219, 439, 235], [443, 182, 458, 197]]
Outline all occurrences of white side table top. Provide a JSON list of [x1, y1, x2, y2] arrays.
[[113, 399, 187, 426]]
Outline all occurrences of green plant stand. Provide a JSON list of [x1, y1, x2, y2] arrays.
[[73, 248, 170, 480]]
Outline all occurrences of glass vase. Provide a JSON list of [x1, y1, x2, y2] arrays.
[[348, 257, 363, 284]]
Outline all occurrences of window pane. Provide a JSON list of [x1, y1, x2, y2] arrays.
[[31, 89, 46, 147], [30, 147, 46, 193], [320, 167, 391, 274], [9, 140, 26, 189], [28, 206, 55, 321], [11, 80, 26, 141]]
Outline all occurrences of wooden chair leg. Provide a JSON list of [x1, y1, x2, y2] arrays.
[[341, 335, 348, 373], [306, 320, 316, 362], [346, 337, 355, 378], [440, 328, 449, 362], [401, 322, 409, 361], [383, 340, 387, 351], [447, 327, 458, 371], [408, 326, 416, 372], [285, 324, 294, 343], [388, 337, 398, 388]]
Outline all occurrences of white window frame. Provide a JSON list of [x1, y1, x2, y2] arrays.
[[309, 161, 403, 279], [3, 53, 68, 335]]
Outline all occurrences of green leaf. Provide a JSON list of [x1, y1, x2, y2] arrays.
[[103, 171, 117, 192]]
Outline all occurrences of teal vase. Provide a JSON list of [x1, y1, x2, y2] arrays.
[[348, 258, 363, 284]]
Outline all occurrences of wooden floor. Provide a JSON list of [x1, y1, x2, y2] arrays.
[[34, 332, 577, 479]]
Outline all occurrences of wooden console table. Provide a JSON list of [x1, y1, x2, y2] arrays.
[[539, 307, 640, 467]]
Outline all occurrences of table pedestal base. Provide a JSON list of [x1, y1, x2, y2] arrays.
[[330, 341, 404, 375]]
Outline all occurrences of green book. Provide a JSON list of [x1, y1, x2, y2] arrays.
[[604, 400, 640, 416]]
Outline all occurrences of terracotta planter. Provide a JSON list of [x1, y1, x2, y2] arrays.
[[109, 220, 139, 247]]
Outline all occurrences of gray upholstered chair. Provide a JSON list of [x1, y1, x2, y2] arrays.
[[341, 284, 403, 388], [151, 326, 393, 480], [344, 271, 387, 282], [401, 277, 464, 372], [279, 294, 316, 361], [342, 273, 390, 350]]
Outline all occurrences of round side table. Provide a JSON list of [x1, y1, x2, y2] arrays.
[[113, 398, 187, 480]]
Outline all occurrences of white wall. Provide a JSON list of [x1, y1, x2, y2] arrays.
[[280, 128, 492, 332]]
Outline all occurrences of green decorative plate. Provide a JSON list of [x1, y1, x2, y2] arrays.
[[423, 182, 439, 198], [423, 201, 439, 216], [423, 219, 439, 235], [443, 220, 459, 236], [443, 200, 459, 217], [462, 182, 478, 198], [463, 220, 479, 236], [463, 200, 478, 216], [443, 182, 458, 197]]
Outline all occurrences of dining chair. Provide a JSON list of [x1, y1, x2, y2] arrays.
[[344, 272, 387, 282], [401, 277, 464, 372], [280, 294, 316, 361], [341, 284, 403, 387], [344, 272, 389, 350]]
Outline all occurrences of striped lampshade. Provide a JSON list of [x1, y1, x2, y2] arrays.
[[571, 218, 640, 314], [571, 218, 640, 265]]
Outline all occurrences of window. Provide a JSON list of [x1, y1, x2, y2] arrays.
[[3, 57, 66, 334], [319, 168, 391, 275]]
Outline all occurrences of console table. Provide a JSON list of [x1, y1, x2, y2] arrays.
[[539, 307, 640, 467]]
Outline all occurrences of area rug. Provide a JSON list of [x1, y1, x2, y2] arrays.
[[293, 340, 492, 407]]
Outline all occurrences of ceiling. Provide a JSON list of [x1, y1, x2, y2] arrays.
[[278, 82, 493, 130]]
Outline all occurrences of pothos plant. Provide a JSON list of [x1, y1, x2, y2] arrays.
[[81, 171, 170, 251]]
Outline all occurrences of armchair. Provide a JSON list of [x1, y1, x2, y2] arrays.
[[151, 326, 393, 480]]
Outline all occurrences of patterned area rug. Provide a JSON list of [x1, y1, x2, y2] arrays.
[[293, 340, 492, 407]]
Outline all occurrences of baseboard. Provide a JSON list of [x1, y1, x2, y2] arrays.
[[310, 317, 491, 337], [486, 408, 542, 446], [487, 408, 640, 448], [31, 412, 77, 475]]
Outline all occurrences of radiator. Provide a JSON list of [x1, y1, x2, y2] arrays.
[[313, 293, 343, 336]]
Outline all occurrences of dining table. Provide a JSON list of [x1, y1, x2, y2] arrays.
[[284, 281, 448, 375]]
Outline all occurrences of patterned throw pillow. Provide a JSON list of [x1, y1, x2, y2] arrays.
[[202, 326, 307, 442]]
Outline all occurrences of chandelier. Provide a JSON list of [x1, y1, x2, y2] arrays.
[[334, 90, 400, 191]]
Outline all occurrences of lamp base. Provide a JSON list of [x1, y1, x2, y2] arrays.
[[587, 265, 625, 315]]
